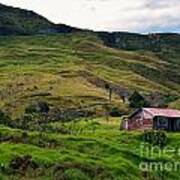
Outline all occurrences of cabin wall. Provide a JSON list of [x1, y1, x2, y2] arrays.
[[154, 117, 180, 131], [127, 108, 180, 131], [153, 117, 169, 131], [174, 119, 180, 131], [128, 111, 153, 130]]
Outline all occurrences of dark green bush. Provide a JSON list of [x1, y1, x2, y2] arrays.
[[142, 130, 168, 148], [110, 107, 123, 117], [129, 91, 149, 108], [25, 101, 49, 114], [0, 110, 11, 126]]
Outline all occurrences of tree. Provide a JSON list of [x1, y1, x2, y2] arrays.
[[0, 110, 11, 126], [25, 101, 49, 114], [105, 83, 112, 101], [110, 107, 122, 117], [129, 91, 149, 108], [37, 101, 49, 113], [103, 104, 111, 122]]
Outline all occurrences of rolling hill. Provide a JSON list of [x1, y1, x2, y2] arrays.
[[0, 3, 80, 35], [0, 32, 179, 118], [0, 2, 179, 118], [0, 3, 180, 179]]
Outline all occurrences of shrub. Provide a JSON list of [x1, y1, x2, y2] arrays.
[[129, 91, 149, 108], [37, 101, 50, 113], [142, 130, 168, 148], [64, 168, 90, 180], [110, 107, 123, 117], [25, 101, 49, 114], [0, 110, 11, 126], [25, 104, 38, 114], [9, 155, 39, 173]]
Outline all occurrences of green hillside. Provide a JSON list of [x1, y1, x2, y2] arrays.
[[0, 3, 80, 35], [0, 118, 180, 179], [0, 33, 179, 179], [0, 3, 180, 180], [0, 33, 179, 119], [0, 33, 179, 180], [98, 32, 180, 68]]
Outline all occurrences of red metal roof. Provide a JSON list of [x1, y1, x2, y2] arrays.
[[143, 108, 180, 118]]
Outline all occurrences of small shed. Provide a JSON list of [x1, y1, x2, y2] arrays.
[[122, 108, 180, 131]]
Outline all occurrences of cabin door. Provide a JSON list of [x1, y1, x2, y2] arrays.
[[168, 119, 175, 131], [175, 119, 180, 131]]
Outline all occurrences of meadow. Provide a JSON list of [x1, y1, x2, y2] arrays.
[[0, 117, 179, 179], [0, 33, 179, 179]]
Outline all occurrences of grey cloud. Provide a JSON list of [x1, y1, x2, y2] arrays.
[[144, 0, 177, 9]]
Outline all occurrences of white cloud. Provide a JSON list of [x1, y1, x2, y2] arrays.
[[0, 0, 180, 33]]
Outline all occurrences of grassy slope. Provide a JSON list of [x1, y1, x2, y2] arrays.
[[0, 118, 179, 179], [0, 4, 179, 180], [0, 3, 80, 35], [0, 33, 179, 118], [0, 3, 52, 35], [0, 33, 179, 179]]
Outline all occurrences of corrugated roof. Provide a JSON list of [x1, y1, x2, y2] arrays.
[[143, 108, 180, 118]]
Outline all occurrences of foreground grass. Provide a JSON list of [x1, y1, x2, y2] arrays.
[[0, 118, 179, 179]]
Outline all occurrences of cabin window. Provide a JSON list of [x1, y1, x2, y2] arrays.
[[157, 117, 168, 128], [176, 119, 180, 130]]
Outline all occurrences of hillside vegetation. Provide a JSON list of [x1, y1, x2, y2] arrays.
[[0, 118, 180, 179], [0, 31, 179, 180], [0, 33, 179, 118], [0, 2, 180, 180], [0, 3, 80, 35]]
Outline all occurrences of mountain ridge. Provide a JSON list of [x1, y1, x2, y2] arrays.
[[0, 3, 81, 35], [0, 2, 179, 36], [1, 2, 180, 57]]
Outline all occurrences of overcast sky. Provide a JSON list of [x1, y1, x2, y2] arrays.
[[0, 0, 180, 33]]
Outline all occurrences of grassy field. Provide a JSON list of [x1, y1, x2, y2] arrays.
[[0, 33, 180, 179], [0, 117, 179, 179]]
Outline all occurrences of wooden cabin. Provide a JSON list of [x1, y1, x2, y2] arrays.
[[122, 108, 180, 131]]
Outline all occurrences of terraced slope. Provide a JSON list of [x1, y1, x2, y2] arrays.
[[0, 33, 179, 119], [0, 3, 180, 180]]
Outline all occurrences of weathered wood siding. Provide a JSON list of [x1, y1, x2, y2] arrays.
[[128, 110, 153, 130]]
